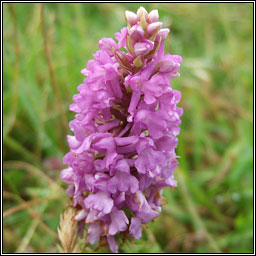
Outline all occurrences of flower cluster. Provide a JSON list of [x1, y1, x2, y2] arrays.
[[61, 7, 182, 253]]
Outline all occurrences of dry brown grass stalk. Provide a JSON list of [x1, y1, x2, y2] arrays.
[[58, 206, 81, 253]]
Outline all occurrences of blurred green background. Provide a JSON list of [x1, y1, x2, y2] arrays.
[[3, 3, 253, 253]]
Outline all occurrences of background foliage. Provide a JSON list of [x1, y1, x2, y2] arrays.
[[3, 3, 253, 253]]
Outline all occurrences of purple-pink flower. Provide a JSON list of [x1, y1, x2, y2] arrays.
[[61, 7, 182, 253]]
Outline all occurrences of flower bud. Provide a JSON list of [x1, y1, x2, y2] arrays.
[[144, 37, 162, 59], [137, 7, 148, 20], [159, 59, 176, 73], [159, 54, 182, 73], [129, 25, 144, 41], [125, 10, 137, 26], [158, 28, 170, 40], [99, 38, 117, 56], [147, 22, 163, 34], [134, 41, 154, 56], [148, 10, 159, 23]]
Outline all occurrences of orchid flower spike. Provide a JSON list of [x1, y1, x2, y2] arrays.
[[61, 6, 182, 253]]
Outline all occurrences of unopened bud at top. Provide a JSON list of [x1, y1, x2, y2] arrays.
[[137, 7, 148, 20], [125, 10, 137, 26], [148, 10, 159, 23]]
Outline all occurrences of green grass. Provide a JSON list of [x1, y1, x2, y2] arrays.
[[3, 3, 253, 253]]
